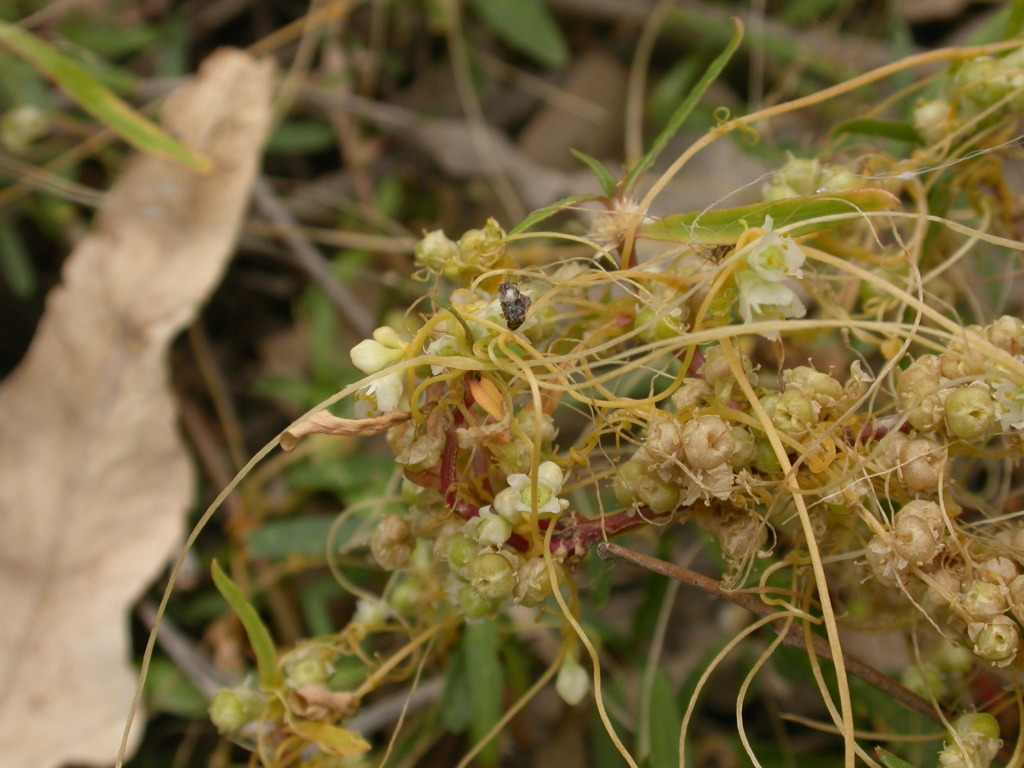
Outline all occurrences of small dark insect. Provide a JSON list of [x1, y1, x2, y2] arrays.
[[498, 280, 531, 331]]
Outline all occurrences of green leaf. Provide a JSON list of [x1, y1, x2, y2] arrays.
[[290, 720, 371, 757], [624, 18, 743, 194], [0, 21, 209, 170], [640, 189, 900, 245], [245, 515, 369, 561], [463, 620, 503, 767], [875, 748, 915, 768], [440, 642, 474, 732], [647, 670, 682, 768], [467, 0, 568, 70], [211, 560, 282, 690], [509, 194, 599, 235], [143, 657, 208, 719], [832, 118, 922, 143], [571, 149, 618, 196]]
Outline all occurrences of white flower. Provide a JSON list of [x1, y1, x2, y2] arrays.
[[504, 461, 569, 519], [735, 269, 806, 331], [468, 506, 513, 548], [351, 327, 407, 418], [354, 371, 405, 418], [351, 326, 405, 374], [745, 224, 805, 282], [425, 334, 460, 374], [992, 375, 1024, 430]]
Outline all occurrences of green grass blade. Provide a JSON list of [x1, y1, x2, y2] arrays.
[[0, 21, 210, 171], [571, 149, 618, 196], [211, 560, 283, 690], [875, 748, 914, 768], [467, 0, 568, 70], [832, 118, 922, 143], [624, 18, 744, 194], [640, 189, 900, 245], [464, 621, 503, 767], [509, 194, 599, 235]]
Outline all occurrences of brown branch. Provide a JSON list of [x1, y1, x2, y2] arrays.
[[596, 542, 945, 726]]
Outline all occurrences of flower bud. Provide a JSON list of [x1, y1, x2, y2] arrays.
[[515, 556, 561, 606], [473, 509, 513, 548], [752, 438, 782, 474], [209, 687, 264, 734], [414, 229, 459, 271], [898, 438, 949, 493], [866, 535, 902, 586], [637, 469, 681, 514], [287, 656, 332, 688], [903, 380, 946, 433], [784, 366, 843, 410], [370, 514, 412, 570], [939, 712, 1002, 768], [969, 615, 1020, 667], [923, 567, 962, 612], [1009, 574, 1024, 624], [771, 390, 816, 437], [945, 386, 995, 441], [962, 580, 1008, 622], [817, 164, 858, 193], [914, 98, 954, 144], [718, 511, 768, 561], [893, 513, 942, 566], [555, 653, 590, 706], [987, 315, 1024, 354], [1, 104, 48, 153], [457, 217, 504, 263], [457, 582, 498, 621], [671, 379, 711, 411], [681, 415, 735, 470], [447, 532, 478, 575], [635, 307, 685, 342], [467, 552, 517, 600], [901, 662, 949, 701], [978, 555, 1018, 585], [933, 641, 974, 675], [729, 426, 757, 469]]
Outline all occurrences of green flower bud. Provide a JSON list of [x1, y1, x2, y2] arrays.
[[1, 104, 48, 153], [467, 552, 517, 600], [771, 390, 816, 437], [447, 532, 478, 575], [635, 307, 685, 342], [287, 656, 331, 688], [945, 386, 995, 441], [753, 438, 782, 474], [817, 164, 858, 193], [613, 459, 643, 506], [457, 583, 498, 621], [636, 468, 681, 514], [555, 653, 590, 705], [901, 662, 948, 701], [414, 229, 459, 271], [457, 217, 505, 265], [914, 98, 954, 144], [370, 514, 412, 571], [209, 687, 263, 734], [969, 615, 1020, 667], [962, 580, 1008, 622]]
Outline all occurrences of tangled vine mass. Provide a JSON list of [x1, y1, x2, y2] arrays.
[[207, 37, 1024, 768]]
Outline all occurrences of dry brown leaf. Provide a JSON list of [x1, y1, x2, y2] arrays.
[[280, 409, 411, 452], [0, 49, 274, 768], [467, 375, 506, 423]]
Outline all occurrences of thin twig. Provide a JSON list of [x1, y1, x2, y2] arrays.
[[596, 542, 944, 726], [252, 176, 375, 338]]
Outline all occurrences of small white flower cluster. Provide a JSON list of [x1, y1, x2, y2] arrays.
[[734, 219, 807, 338], [444, 462, 570, 619], [350, 326, 407, 417]]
